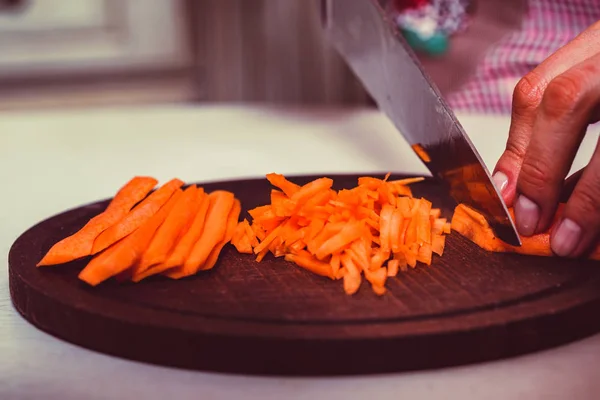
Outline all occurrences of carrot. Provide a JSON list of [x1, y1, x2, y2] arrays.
[[387, 259, 399, 277], [285, 251, 335, 279], [37, 176, 158, 266], [315, 220, 365, 260], [199, 199, 242, 271], [451, 203, 600, 259], [235, 173, 452, 295], [78, 189, 183, 286], [266, 173, 301, 197], [165, 190, 235, 278], [158, 189, 211, 271], [135, 185, 199, 273], [91, 178, 184, 254]]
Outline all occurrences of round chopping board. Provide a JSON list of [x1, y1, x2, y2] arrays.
[[8, 174, 600, 376]]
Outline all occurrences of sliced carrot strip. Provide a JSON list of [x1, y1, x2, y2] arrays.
[[285, 251, 334, 279], [91, 178, 184, 254], [291, 177, 334, 206], [135, 185, 199, 273], [157, 190, 211, 272], [315, 220, 365, 260], [379, 204, 394, 252], [165, 190, 236, 278], [266, 173, 301, 197], [200, 199, 242, 271], [389, 209, 403, 253], [78, 189, 183, 286], [432, 234, 446, 256], [387, 259, 399, 277], [37, 176, 158, 266]]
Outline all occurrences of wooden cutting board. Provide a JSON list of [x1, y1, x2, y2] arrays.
[[9, 174, 600, 376]]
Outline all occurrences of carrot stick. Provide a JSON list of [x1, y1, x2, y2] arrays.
[[285, 251, 334, 279], [91, 178, 184, 254], [388, 260, 400, 276], [290, 177, 334, 206], [135, 185, 199, 273], [315, 220, 365, 260], [37, 176, 158, 266], [379, 204, 394, 252], [266, 173, 301, 197], [131, 189, 211, 280], [199, 199, 242, 271], [165, 190, 235, 278], [78, 189, 183, 286]]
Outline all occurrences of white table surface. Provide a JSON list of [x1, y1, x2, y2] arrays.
[[1, 104, 600, 400]]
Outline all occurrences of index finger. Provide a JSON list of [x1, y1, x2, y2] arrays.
[[492, 22, 600, 206]]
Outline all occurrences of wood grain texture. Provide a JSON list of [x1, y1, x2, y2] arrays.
[[9, 174, 600, 376]]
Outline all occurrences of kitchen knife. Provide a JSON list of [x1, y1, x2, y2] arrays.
[[322, 0, 521, 246]]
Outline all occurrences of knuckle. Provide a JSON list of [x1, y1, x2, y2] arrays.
[[512, 73, 545, 115], [541, 73, 584, 119], [505, 131, 528, 161], [518, 157, 556, 193]]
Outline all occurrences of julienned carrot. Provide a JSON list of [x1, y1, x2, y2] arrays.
[[233, 173, 451, 295], [164, 190, 236, 278], [266, 173, 301, 197], [37, 176, 158, 266], [78, 189, 183, 286], [91, 178, 184, 254], [135, 185, 200, 273], [450, 203, 600, 259]]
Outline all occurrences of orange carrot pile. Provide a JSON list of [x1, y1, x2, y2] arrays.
[[37, 173, 456, 294], [37, 177, 241, 286], [230, 173, 452, 295]]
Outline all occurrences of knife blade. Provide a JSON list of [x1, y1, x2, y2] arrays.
[[322, 0, 521, 247]]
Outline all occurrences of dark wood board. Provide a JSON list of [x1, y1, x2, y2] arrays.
[[8, 174, 600, 376]]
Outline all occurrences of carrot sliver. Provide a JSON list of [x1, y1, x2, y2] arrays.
[[389, 209, 403, 253], [155, 189, 211, 272], [379, 204, 394, 252], [231, 233, 253, 254], [290, 178, 334, 206], [135, 185, 199, 274], [417, 243, 433, 265], [285, 251, 334, 279], [78, 189, 183, 286], [315, 220, 365, 260], [91, 178, 184, 254], [365, 267, 387, 288], [387, 260, 399, 277], [165, 190, 236, 278], [266, 173, 301, 197], [37, 176, 158, 266], [201, 199, 242, 271], [432, 234, 446, 256]]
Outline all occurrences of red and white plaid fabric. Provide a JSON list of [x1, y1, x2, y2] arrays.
[[448, 0, 600, 114]]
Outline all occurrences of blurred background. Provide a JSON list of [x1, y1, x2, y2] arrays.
[[0, 0, 371, 111]]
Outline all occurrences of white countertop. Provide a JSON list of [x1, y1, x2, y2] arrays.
[[2, 104, 600, 400]]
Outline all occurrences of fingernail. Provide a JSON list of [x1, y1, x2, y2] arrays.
[[514, 195, 540, 236], [492, 171, 509, 193], [551, 218, 581, 257]]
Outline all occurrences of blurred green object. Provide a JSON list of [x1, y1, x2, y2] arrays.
[[401, 28, 448, 56]]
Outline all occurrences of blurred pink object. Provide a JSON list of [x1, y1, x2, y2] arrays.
[[443, 0, 600, 114]]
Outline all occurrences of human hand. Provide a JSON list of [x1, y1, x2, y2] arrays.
[[492, 21, 600, 258]]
